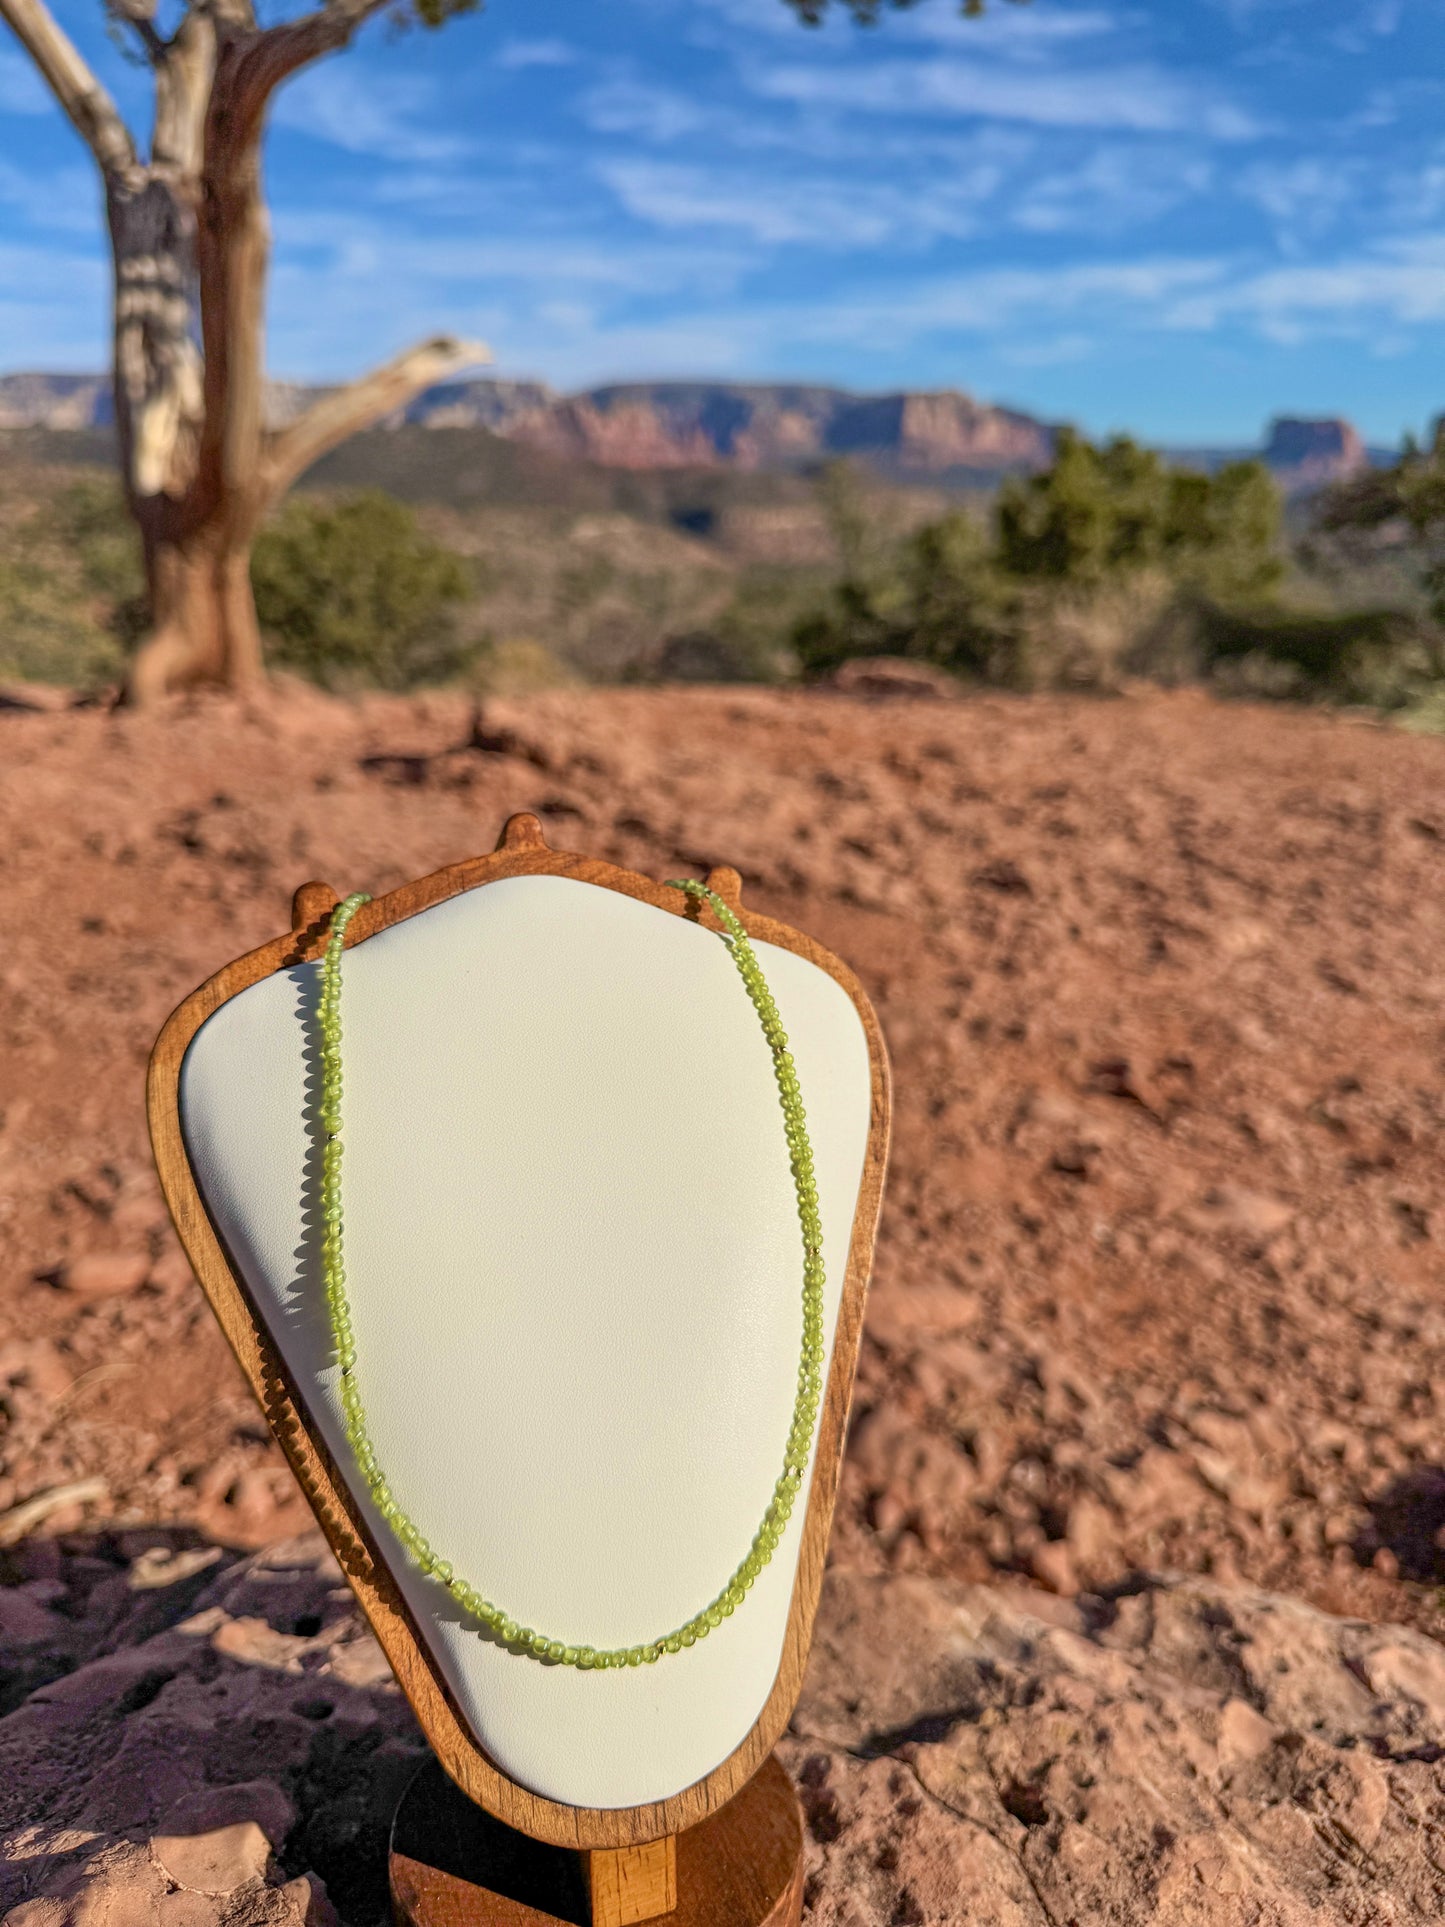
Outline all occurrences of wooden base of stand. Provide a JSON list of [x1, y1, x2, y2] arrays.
[[389, 1753, 805, 1927]]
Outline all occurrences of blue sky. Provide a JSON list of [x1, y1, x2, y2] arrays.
[[2, 0, 1445, 441]]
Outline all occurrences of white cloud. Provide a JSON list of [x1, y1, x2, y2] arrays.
[[0, 48, 50, 115], [781, 239, 1445, 353], [1236, 158, 1361, 243], [0, 157, 97, 234], [496, 39, 578, 70], [785, 257, 1226, 346], [0, 239, 106, 300], [578, 79, 709, 142], [1163, 240, 1445, 336], [1327, 0, 1403, 52], [713, 235, 1445, 360], [750, 56, 1264, 139], [888, 5, 1124, 55], [0, 238, 107, 368], [596, 155, 999, 247], [998, 332, 1096, 367], [576, 71, 1038, 170], [273, 68, 469, 163], [1390, 159, 1445, 227], [271, 206, 757, 299], [1014, 148, 1213, 235]]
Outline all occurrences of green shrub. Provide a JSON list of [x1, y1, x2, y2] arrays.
[[997, 431, 1282, 599], [467, 636, 577, 697], [251, 492, 475, 690], [0, 558, 127, 687], [792, 506, 1008, 679], [56, 477, 145, 605], [793, 431, 1296, 692], [1316, 421, 1445, 627], [1397, 684, 1445, 734], [1132, 598, 1443, 708], [0, 475, 142, 688]]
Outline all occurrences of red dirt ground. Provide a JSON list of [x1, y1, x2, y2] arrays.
[[3, 679, 1444, 1645]]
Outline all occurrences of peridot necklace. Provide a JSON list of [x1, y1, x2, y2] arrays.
[[318, 882, 825, 1669]]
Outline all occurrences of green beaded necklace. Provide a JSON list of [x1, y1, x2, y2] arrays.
[[317, 882, 826, 1670]]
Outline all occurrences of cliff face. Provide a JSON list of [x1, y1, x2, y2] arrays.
[[501, 383, 1057, 473], [830, 390, 1053, 470], [0, 373, 1384, 488], [396, 378, 556, 433], [508, 395, 720, 468], [0, 373, 111, 430], [0, 371, 1056, 476], [1263, 416, 1369, 489]]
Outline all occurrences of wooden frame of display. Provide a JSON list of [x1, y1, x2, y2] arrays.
[[147, 812, 891, 1854]]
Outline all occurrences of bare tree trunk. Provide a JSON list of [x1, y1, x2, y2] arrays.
[[3, 0, 488, 706], [128, 507, 265, 702], [117, 29, 274, 704]]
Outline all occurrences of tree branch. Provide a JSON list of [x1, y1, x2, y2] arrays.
[[105, 0, 166, 65], [214, 0, 391, 147], [0, 0, 137, 175], [151, 2, 216, 171], [262, 334, 492, 497]]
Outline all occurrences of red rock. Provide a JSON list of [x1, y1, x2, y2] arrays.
[[147, 1248, 195, 1295], [208, 1616, 309, 1672], [1028, 1541, 1079, 1596], [1263, 416, 1369, 490], [1217, 1697, 1276, 1767], [276, 1876, 339, 1927], [150, 1821, 271, 1897], [0, 1586, 68, 1648], [0, 1340, 71, 1399], [1181, 1186, 1294, 1240], [57, 1252, 150, 1299], [10, 682, 1445, 1919], [1363, 1641, 1445, 1719], [830, 657, 957, 700]]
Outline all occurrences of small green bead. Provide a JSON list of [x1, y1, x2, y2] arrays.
[[324, 878, 826, 1672]]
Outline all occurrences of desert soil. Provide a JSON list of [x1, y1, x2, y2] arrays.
[[2, 679, 1445, 1923]]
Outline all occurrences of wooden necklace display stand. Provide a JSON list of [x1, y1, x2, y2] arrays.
[[148, 815, 891, 1927]]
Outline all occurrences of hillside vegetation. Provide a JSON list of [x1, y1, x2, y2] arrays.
[[2, 425, 1441, 716], [795, 431, 1445, 712]]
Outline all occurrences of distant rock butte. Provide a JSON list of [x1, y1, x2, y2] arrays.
[[0, 372, 1059, 475], [436, 381, 1059, 475], [0, 372, 1382, 486], [0, 372, 111, 430], [1262, 415, 1370, 488]]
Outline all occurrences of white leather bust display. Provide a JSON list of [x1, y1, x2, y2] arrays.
[[178, 875, 872, 1811]]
